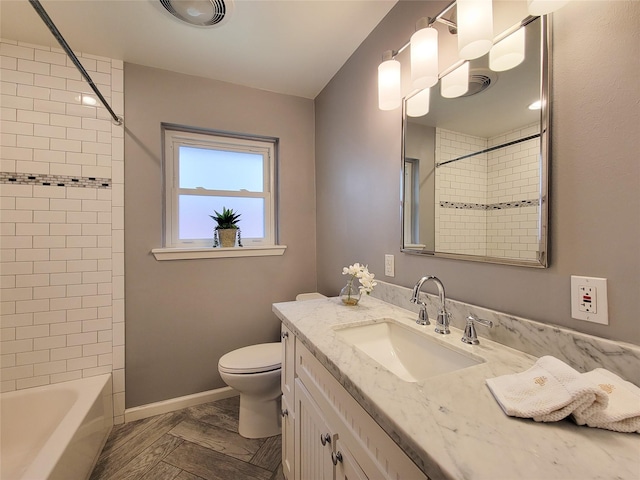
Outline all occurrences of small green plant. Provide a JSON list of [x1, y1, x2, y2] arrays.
[[209, 207, 241, 230]]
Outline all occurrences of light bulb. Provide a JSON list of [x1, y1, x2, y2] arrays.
[[490, 28, 525, 72], [527, 0, 569, 16], [407, 88, 431, 117], [411, 24, 439, 90], [441, 62, 469, 98], [378, 53, 402, 111], [457, 0, 494, 60]]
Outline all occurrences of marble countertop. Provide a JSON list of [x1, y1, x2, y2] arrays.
[[273, 295, 640, 480]]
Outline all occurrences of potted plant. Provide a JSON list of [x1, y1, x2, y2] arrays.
[[210, 207, 242, 248]]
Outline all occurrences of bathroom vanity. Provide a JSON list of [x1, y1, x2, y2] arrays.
[[274, 293, 640, 480]]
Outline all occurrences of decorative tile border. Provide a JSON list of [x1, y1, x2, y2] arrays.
[[440, 198, 539, 210], [0, 172, 111, 189]]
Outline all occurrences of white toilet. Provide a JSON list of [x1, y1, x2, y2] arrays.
[[218, 292, 326, 438], [218, 342, 282, 438]]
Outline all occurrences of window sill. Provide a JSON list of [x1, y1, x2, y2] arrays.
[[151, 245, 287, 261]]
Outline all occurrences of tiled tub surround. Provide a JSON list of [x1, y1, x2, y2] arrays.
[[0, 39, 125, 422], [273, 287, 640, 479], [435, 125, 540, 260]]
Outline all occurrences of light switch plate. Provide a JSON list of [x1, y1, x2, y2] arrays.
[[384, 254, 394, 277], [571, 276, 608, 325]]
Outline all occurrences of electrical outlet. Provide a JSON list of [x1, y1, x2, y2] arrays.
[[384, 254, 395, 277], [571, 276, 608, 325]]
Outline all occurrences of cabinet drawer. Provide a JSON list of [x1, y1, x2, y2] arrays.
[[296, 342, 428, 480]]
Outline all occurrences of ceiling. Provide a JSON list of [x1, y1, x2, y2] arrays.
[[0, 0, 397, 99]]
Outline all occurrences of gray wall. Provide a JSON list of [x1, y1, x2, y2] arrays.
[[315, 1, 640, 345], [124, 64, 316, 407]]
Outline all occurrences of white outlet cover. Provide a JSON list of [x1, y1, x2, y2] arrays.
[[570, 276, 608, 325]]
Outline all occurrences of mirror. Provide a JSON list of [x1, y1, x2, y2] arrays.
[[401, 14, 549, 267]]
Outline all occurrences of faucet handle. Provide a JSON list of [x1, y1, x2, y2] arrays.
[[417, 305, 430, 326], [462, 314, 493, 345]]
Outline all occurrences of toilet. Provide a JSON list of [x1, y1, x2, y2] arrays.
[[218, 292, 326, 439]]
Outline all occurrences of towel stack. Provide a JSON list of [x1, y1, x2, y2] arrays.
[[486, 356, 640, 433]]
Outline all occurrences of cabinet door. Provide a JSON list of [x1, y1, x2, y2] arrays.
[[281, 324, 295, 401], [334, 439, 369, 480], [295, 379, 335, 480], [282, 395, 295, 480]]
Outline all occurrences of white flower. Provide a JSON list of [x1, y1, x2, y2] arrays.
[[342, 263, 376, 295]]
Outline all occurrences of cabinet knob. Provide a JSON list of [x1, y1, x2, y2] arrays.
[[331, 451, 343, 465], [281, 408, 288, 417], [281, 331, 289, 339], [320, 433, 331, 446]]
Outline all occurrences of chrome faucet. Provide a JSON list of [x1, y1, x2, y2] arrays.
[[410, 276, 451, 334]]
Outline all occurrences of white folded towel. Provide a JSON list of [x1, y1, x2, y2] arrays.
[[572, 368, 640, 433], [486, 356, 608, 423]]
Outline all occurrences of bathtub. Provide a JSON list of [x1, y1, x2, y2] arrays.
[[0, 374, 113, 480]]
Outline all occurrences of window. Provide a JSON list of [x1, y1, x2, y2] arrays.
[[162, 126, 278, 250]]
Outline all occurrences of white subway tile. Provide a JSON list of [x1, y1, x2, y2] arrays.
[[81, 166, 111, 180], [1, 236, 32, 249], [113, 345, 124, 369], [66, 103, 97, 118], [33, 260, 66, 274], [84, 365, 112, 377], [51, 371, 82, 384], [50, 345, 82, 360], [1, 68, 34, 85], [97, 212, 111, 224], [1, 107, 17, 122], [1, 55, 18, 69], [17, 59, 50, 75], [67, 236, 96, 248], [0, 262, 33, 275], [1, 301, 16, 315], [16, 348, 49, 365], [17, 376, 51, 389], [33, 210, 65, 223], [66, 211, 97, 224], [33, 285, 66, 300], [33, 310, 66, 325], [66, 152, 96, 166], [16, 135, 49, 150], [1, 211, 32, 224], [17, 84, 50, 100], [15, 273, 49, 287], [33, 236, 64, 249], [66, 259, 97, 273], [97, 283, 112, 295], [50, 163, 82, 178], [33, 148, 65, 164], [49, 113, 81, 128], [83, 341, 111, 357], [50, 138, 81, 152], [1, 353, 16, 368], [82, 224, 110, 236], [81, 117, 111, 132], [97, 259, 111, 271], [0, 43, 34, 60], [67, 356, 97, 371], [97, 236, 111, 248], [65, 79, 93, 95], [49, 248, 81, 261], [49, 296, 82, 311], [97, 352, 112, 366], [34, 360, 66, 376], [82, 295, 111, 308], [34, 49, 66, 66], [34, 124, 66, 139], [50, 64, 81, 80], [83, 142, 111, 155], [67, 331, 97, 346], [2, 364, 34, 381], [67, 307, 97, 322], [49, 224, 81, 236], [112, 299, 124, 323], [112, 321, 124, 346], [15, 298, 49, 314], [16, 161, 49, 175], [1, 132, 17, 147], [32, 191, 65, 206], [1, 275, 16, 289], [34, 74, 66, 90], [67, 283, 97, 297], [1, 287, 32, 302], [49, 198, 81, 211], [33, 99, 66, 114], [1, 339, 33, 355], [0, 312, 32, 328], [97, 305, 111, 319], [66, 188, 96, 200], [0, 120, 33, 136], [82, 318, 111, 332], [1, 93, 33, 110], [16, 197, 49, 210]]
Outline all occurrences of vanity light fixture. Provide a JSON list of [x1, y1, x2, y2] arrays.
[[489, 27, 525, 72], [441, 61, 469, 98], [527, 0, 569, 16], [406, 87, 431, 117], [377, 0, 570, 111], [378, 50, 402, 111], [410, 17, 439, 90], [457, 0, 493, 60]]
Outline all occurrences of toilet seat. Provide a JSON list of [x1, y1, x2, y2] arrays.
[[218, 342, 281, 374]]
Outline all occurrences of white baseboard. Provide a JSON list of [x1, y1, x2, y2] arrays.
[[124, 386, 238, 423]]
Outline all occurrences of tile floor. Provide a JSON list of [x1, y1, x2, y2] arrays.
[[90, 396, 284, 480]]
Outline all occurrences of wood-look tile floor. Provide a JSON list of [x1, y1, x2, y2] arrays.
[[90, 396, 284, 480]]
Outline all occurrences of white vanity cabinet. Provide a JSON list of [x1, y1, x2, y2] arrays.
[[281, 324, 296, 479], [282, 325, 428, 480]]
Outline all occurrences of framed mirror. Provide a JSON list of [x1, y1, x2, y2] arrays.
[[401, 15, 549, 268]]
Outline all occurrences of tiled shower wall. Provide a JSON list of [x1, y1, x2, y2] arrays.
[[435, 129, 488, 255], [0, 39, 125, 422], [434, 125, 539, 259]]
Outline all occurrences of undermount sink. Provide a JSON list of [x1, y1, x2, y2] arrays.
[[334, 319, 484, 382]]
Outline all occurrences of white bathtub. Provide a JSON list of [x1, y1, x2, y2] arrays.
[[0, 374, 113, 480]]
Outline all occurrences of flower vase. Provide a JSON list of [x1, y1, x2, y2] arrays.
[[340, 279, 361, 306]]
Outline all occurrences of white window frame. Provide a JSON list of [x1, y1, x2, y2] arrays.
[[154, 125, 284, 260]]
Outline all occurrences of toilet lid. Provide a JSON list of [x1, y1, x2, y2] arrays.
[[218, 342, 281, 374]]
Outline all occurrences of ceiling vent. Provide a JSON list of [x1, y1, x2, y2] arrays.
[[158, 0, 234, 27], [461, 68, 498, 97]]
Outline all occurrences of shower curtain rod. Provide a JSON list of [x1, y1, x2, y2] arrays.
[[436, 133, 541, 168], [28, 0, 123, 126]]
